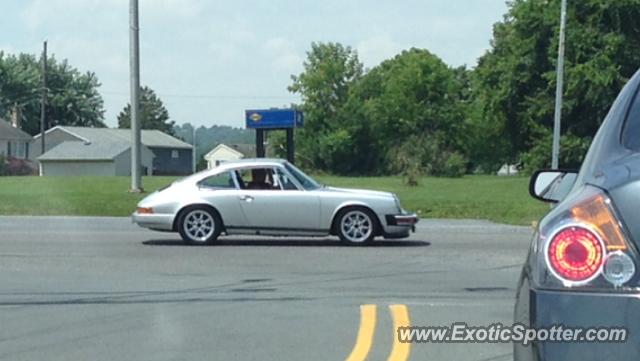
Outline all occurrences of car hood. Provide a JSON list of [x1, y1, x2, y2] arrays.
[[321, 186, 393, 199]]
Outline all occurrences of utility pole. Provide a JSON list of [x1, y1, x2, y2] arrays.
[[129, 0, 142, 191], [40, 41, 47, 155], [552, 0, 567, 170], [192, 126, 197, 173]]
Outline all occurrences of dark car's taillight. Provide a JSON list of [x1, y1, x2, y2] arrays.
[[546, 226, 604, 284], [535, 186, 639, 290]]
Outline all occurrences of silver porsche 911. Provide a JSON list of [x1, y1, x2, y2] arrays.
[[132, 158, 418, 245]]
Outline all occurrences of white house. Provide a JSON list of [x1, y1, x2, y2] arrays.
[[0, 118, 32, 160], [204, 144, 255, 169]]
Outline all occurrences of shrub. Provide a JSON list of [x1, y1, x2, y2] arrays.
[[388, 133, 468, 183], [3, 156, 36, 176], [441, 152, 467, 178], [0, 155, 6, 176]]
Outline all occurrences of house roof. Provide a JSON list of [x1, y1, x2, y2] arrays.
[[204, 144, 243, 159], [206, 143, 255, 157], [229, 144, 256, 157], [34, 126, 193, 149], [204, 143, 256, 160], [0, 119, 32, 141], [38, 141, 131, 161]]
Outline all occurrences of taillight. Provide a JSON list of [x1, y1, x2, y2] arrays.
[[540, 187, 638, 288], [547, 226, 604, 284]]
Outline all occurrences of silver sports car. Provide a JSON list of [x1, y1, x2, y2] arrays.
[[132, 158, 418, 245]]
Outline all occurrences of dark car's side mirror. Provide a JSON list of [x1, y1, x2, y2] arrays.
[[529, 169, 579, 203]]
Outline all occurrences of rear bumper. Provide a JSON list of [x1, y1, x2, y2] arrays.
[[521, 288, 640, 361], [131, 212, 174, 231]]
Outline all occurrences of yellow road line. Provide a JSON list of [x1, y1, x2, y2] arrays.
[[387, 304, 411, 361], [345, 304, 377, 361]]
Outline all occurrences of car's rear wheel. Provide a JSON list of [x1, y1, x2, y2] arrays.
[[178, 207, 221, 245], [336, 207, 377, 245]]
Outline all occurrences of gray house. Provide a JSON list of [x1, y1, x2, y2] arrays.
[[34, 126, 193, 176], [0, 118, 32, 159]]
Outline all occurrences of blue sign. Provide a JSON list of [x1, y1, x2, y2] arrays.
[[245, 109, 304, 129]]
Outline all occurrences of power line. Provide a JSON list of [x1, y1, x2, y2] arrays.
[[100, 90, 298, 100]]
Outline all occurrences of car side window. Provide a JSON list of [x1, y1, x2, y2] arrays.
[[199, 172, 237, 189], [236, 167, 280, 190], [273, 168, 298, 190], [623, 87, 640, 150]]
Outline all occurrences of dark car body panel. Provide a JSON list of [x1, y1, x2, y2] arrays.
[[524, 290, 640, 361], [515, 70, 640, 360]]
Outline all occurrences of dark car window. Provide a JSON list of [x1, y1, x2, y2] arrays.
[[622, 86, 640, 150]]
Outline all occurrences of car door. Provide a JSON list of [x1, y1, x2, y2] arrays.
[[236, 166, 321, 231], [197, 170, 249, 228]]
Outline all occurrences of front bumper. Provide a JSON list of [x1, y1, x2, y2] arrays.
[[522, 289, 640, 361], [385, 213, 419, 227], [131, 212, 174, 231], [382, 213, 419, 238]]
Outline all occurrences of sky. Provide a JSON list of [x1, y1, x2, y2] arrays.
[[1, 0, 508, 128]]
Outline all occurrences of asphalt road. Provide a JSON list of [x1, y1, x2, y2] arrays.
[[0, 216, 532, 361]]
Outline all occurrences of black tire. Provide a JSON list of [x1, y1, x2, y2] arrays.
[[335, 207, 378, 245], [177, 206, 222, 245]]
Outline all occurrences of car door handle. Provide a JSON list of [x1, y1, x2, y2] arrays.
[[239, 195, 254, 202]]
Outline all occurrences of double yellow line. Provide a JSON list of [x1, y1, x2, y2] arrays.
[[345, 304, 411, 361]]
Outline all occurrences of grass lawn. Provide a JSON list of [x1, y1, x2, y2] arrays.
[[0, 176, 176, 218], [316, 175, 548, 225], [0, 175, 548, 225]]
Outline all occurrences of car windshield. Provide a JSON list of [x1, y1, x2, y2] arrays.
[[284, 162, 322, 190]]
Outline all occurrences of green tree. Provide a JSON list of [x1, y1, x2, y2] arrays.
[[0, 52, 105, 135], [117, 86, 175, 135], [343, 48, 468, 175], [288, 42, 363, 170], [290, 44, 467, 175], [471, 0, 640, 172]]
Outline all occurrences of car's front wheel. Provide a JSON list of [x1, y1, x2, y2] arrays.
[[177, 207, 222, 245], [336, 207, 377, 245]]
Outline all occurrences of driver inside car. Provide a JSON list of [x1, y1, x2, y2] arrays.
[[246, 169, 272, 190]]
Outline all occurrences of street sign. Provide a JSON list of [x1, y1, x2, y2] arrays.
[[245, 108, 303, 129]]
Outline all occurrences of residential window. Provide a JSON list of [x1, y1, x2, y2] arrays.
[[171, 150, 179, 159], [7, 142, 11, 156], [15, 142, 24, 158]]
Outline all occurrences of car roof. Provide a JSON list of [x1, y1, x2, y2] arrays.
[[214, 158, 288, 171]]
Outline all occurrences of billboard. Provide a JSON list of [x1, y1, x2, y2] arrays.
[[245, 109, 304, 129]]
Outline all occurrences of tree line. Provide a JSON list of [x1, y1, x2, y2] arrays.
[[279, 0, 640, 178], [0, 54, 173, 136], [2, 0, 640, 178]]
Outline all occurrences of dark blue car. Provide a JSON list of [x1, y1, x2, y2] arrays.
[[515, 69, 640, 360]]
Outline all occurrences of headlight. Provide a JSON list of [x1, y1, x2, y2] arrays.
[[136, 207, 154, 214]]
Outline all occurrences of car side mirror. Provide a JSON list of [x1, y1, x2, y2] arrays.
[[529, 169, 579, 203]]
